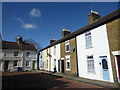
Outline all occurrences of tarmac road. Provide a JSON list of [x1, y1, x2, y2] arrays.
[[1, 71, 106, 89]]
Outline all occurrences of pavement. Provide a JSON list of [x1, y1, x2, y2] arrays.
[[38, 70, 120, 89]]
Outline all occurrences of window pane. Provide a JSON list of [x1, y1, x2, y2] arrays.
[[102, 59, 108, 69], [87, 56, 94, 73], [26, 61, 30, 66], [67, 62, 70, 69], [14, 51, 18, 56], [66, 45, 70, 51], [14, 61, 17, 66], [26, 52, 30, 56]]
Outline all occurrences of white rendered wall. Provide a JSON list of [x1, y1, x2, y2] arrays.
[[50, 44, 61, 72], [23, 50, 37, 71], [76, 24, 114, 82], [39, 51, 44, 70]]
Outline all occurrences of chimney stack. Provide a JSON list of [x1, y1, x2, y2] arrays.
[[50, 39, 56, 44], [17, 36, 23, 44], [88, 10, 101, 24], [62, 29, 71, 38]]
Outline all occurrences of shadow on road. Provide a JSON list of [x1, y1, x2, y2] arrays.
[[2, 72, 69, 89]]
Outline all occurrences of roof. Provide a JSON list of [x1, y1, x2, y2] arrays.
[[40, 9, 120, 52], [2, 40, 37, 51]]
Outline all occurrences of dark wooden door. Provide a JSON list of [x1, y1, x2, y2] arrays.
[[61, 60, 64, 73], [33, 61, 36, 70], [4, 61, 9, 71], [116, 55, 120, 80]]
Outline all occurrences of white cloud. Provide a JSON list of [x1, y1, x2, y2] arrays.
[[22, 24, 37, 29], [29, 8, 41, 17], [14, 16, 38, 29]]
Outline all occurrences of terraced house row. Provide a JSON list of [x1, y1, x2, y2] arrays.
[[39, 9, 120, 88]]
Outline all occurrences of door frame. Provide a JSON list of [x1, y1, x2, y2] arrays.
[[58, 60, 60, 72], [112, 51, 120, 82], [61, 58, 64, 73], [99, 56, 110, 81], [4, 61, 9, 72]]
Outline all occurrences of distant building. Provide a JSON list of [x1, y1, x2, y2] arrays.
[[0, 36, 38, 72]]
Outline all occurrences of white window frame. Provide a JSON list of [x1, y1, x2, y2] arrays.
[[85, 31, 92, 48], [26, 61, 30, 67], [87, 55, 95, 73], [66, 55, 70, 71], [14, 61, 18, 67], [26, 52, 30, 57], [65, 40, 70, 52], [54, 46, 56, 55], [14, 51, 18, 57]]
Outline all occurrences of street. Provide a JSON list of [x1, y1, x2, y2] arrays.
[[2, 71, 105, 89]]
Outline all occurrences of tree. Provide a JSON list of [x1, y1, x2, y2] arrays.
[[15, 36, 42, 51], [23, 38, 42, 51]]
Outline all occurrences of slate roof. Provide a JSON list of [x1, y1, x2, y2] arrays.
[[2, 40, 37, 51], [40, 9, 120, 52]]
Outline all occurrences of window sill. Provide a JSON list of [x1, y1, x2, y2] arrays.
[[66, 69, 70, 71], [87, 71, 96, 74], [86, 46, 93, 49]]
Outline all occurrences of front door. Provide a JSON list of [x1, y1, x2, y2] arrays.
[[100, 56, 110, 80], [4, 61, 9, 71], [32, 61, 36, 70], [58, 60, 60, 72], [61, 60, 64, 73], [116, 55, 120, 80]]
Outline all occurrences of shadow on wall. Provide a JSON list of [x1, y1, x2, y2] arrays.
[[2, 72, 69, 89]]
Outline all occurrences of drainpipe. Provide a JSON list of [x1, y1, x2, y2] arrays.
[[75, 37, 79, 77], [37, 52, 40, 70]]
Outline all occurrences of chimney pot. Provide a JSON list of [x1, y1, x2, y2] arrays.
[[62, 29, 71, 38], [88, 10, 101, 24]]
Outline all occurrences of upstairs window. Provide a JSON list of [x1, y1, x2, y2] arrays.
[[54, 46, 56, 55], [87, 55, 95, 73], [14, 51, 18, 56], [85, 31, 92, 48], [26, 52, 30, 56], [65, 40, 70, 52]]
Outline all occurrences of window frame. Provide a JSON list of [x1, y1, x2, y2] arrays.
[[54, 45, 56, 55], [14, 51, 18, 57], [14, 61, 18, 67], [85, 31, 93, 49], [26, 61, 30, 67], [65, 40, 70, 52], [66, 56, 70, 71], [26, 52, 30, 57], [87, 55, 95, 73]]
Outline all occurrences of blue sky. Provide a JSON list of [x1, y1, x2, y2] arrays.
[[2, 2, 119, 49]]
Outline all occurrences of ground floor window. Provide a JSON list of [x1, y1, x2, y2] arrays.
[[66, 57, 70, 71], [46, 60, 48, 68], [14, 61, 18, 66], [87, 55, 95, 73], [26, 61, 30, 67]]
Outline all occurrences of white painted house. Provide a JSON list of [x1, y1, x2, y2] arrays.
[[39, 50, 44, 70], [76, 24, 114, 82], [0, 36, 38, 72], [50, 44, 61, 72], [76, 9, 120, 84]]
